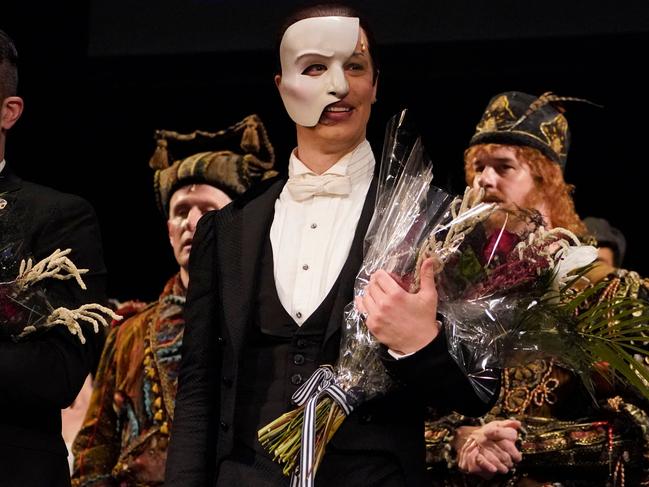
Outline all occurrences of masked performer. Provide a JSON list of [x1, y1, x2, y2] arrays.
[[165, 5, 499, 487]]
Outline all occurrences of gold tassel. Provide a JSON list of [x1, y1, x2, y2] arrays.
[[149, 136, 169, 170], [241, 120, 260, 153], [262, 170, 279, 181]]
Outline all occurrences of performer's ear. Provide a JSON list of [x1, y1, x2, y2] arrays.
[[0, 96, 24, 131]]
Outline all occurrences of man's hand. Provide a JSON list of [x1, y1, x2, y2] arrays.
[[456, 420, 522, 479], [357, 258, 439, 355]]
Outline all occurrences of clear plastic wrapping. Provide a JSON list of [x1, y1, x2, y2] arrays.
[[0, 242, 52, 338], [337, 110, 455, 402], [427, 206, 610, 401]]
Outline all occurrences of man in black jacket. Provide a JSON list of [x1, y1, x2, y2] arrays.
[[0, 29, 107, 486], [165, 6, 498, 486]]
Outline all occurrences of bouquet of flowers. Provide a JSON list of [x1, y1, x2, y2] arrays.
[[1, 243, 119, 343], [428, 204, 649, 402]]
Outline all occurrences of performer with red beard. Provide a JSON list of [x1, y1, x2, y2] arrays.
[[425, 91, 649, 487]]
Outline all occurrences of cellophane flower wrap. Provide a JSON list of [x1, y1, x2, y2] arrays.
[[0, 241, 51, 338], [257, 110, 500, 486]]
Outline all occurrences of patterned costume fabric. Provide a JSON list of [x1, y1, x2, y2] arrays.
[[72, 275, 186, 486], [425, 264, 649, 487]]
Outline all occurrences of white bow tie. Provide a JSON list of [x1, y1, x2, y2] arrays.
[[285, 173, 352, 201]]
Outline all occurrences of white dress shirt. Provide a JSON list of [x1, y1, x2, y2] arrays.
[[0, 159, 6, 174], [270, 140, 374, 325]]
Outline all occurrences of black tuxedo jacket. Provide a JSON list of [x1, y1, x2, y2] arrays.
[[166, 177, 497, 486], [0, 166, 107, 487]]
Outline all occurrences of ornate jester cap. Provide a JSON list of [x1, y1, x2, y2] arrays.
[[149, 114, 278, 215], [469, 91, 598, 169]]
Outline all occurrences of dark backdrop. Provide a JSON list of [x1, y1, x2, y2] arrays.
[[3, 1, 649, 301]]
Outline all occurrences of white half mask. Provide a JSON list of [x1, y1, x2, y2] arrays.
[[278, 16, 360, 127]]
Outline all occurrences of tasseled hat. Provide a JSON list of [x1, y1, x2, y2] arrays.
[[469, 91, 597, 169], [149, 114, 278, 215]]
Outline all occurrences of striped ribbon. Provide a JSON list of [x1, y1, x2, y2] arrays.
[[290, 365, 354, 487]]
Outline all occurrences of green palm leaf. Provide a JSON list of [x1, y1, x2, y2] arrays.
[[567, 286, 649, 400]]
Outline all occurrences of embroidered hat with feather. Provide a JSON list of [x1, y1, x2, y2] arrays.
[[149, 114, 278, 215], [469, 91, 596, 168]]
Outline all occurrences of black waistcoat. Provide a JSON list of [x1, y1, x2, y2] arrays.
[[235, 235, 341, 455]]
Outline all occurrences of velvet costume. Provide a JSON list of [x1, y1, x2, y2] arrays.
[[425, 264, 649, 486], [72, 275, 186, 486]]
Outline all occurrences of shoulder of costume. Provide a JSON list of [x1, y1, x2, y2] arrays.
[[18, 178, 96, 214]]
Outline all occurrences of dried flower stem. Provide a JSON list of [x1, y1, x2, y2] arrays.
[[5, 248, 122, 343], [17, 303, 121, 343], [17, 248, 88, 291], [411, 187, 494, 292]]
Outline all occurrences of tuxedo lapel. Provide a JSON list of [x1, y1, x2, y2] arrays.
[[324, 178, 377, 344], [218, 179, 285, 355]]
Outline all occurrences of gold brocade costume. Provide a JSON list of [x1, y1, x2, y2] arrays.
[[426, 266, 649, 487], [72, 275, 185, 487]]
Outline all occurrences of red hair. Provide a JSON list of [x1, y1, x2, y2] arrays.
[[464, 143, 587, 236]]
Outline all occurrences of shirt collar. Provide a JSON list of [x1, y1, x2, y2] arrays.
[[288, 139, 374, 183], [0, 159, 5, 174]]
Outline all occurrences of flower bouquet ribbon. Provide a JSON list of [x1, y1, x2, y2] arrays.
[[258, 110, 497, 485], [289, 365, 354, 486]]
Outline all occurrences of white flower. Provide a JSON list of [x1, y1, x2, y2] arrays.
[[551, 245, 598, 289]]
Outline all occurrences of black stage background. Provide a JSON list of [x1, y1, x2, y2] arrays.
[[3, 1, 649, 301]]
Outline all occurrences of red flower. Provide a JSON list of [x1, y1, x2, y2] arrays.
[[482, 229, 521, 266]]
